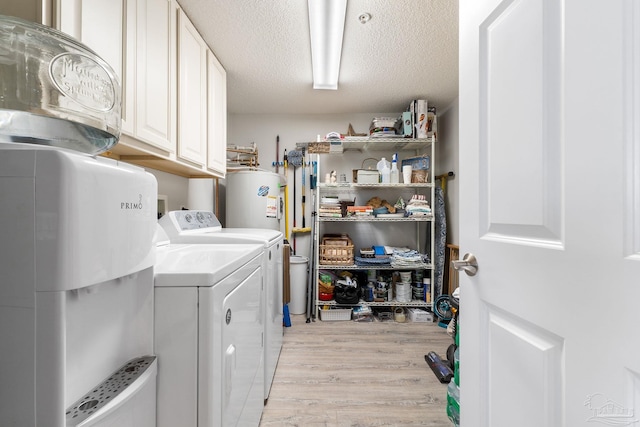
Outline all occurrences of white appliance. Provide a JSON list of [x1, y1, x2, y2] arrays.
[[159, 210, 284, 401], [225, 170, 282, 230], [153, 233, 265, 427], [0, 143, 158, 426]]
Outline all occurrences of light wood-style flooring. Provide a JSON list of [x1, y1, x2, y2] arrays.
[[260, 314, 453, 427]]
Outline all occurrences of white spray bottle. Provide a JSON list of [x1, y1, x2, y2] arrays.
[[390, 153, 399, 184]]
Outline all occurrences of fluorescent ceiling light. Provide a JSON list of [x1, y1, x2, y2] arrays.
[[308, 0, 347, 90]]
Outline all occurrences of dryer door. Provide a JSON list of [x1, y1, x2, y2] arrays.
[[198, 259, 264, 427], [221, 266, 264, 426]]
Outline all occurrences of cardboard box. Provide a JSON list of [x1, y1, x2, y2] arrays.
[[406, 307, 433, 322], [401, 155, 430, 171]]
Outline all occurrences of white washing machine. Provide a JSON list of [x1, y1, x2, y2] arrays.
[[153, 231, 265, 427], [159, 210, 284, 401]]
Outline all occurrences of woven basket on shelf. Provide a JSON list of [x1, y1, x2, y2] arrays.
[[319, 245, 354, 265], [319, 234, 354, 265]]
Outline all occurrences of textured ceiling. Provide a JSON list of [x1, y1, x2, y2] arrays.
[[177, 0, 459, 115]]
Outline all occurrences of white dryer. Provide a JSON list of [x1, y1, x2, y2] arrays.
[[153, 234, 265, 427], [159, 210, 284, 401]]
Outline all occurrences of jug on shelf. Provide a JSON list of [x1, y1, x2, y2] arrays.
[[377, 157, 391, 183]]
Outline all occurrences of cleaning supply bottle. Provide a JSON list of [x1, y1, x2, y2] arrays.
[[390, 153, 399, 183], [377, 157, 391, 183]]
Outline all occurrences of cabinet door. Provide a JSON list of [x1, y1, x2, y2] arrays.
[[56, 0, 124, 96], [177, 9, 207, 166], [121, 0, 136, 135], [207, 50, 227, 176], [131, 0, 176, 151]]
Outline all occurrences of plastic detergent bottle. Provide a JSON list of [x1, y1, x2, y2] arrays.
[[377, 157, 391, 183], [390, 153, 399, 183]]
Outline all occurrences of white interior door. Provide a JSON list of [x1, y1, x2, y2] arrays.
[[459, 0, 640, 426]]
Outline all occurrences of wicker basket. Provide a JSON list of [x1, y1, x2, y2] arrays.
[[320, 245, 353, 265], [319, 308, 352, 321], [321, 235, 352, 246], [319, 234, 354, 265], [319, 244, 354, 265]]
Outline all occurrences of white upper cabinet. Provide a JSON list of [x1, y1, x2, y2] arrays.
[[207, 50, 227, 177], [50, 0, 226, 178], [177, 8, 207, 166], [56, 0, 124, 99], [56, 0, 176, 152], [123, 0, 176, 152]]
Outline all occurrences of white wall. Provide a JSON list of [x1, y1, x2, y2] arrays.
[[146, 167, 189, 213], [435, 98, 460, 245], [146, 106, 460, 255], [227, 108, 461, 252], [226, 112, 399, 258], [227, 112, 397, 165]]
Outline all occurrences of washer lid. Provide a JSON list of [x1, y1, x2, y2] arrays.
[[169, 228, 282, 246], [214, 228, 282, 244], [154, 243, 262, 287], [158, 210, 282, 245]]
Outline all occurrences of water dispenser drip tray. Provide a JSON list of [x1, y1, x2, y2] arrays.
[[65, 355, 156, 426]]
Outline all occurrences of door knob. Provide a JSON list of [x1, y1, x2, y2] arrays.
[[451, 253, 478, 276]]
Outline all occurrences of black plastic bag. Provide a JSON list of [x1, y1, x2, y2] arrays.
[[334, 285, 359, 304]]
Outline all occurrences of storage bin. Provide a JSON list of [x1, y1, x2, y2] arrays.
[[289, 256, 309, 314], [319, 244, 354, 265], [355, 169, 379, 184], [319, 308, 352, 321], [319, 234, 354, 265], [407, 307, 434, 322], [322, 235, 352, 246]]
